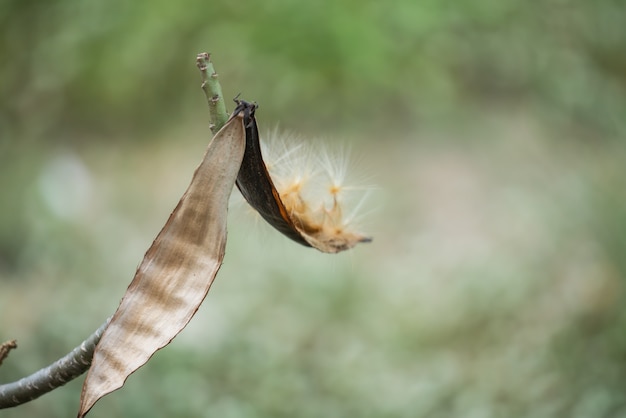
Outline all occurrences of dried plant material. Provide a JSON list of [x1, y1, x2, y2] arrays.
[[264, 135, 372, 252], [77, 103, 250, 418], [235, 100, 371, 253], [0, 340, 17, 367]]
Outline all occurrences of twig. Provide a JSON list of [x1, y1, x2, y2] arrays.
[[0, 340, 18, 367], [0, 320, 109, 408], [196, 52, 229, 134], [0, 52, 229, 409]]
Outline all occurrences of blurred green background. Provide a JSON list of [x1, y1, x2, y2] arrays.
[[2, 0, 626, 417]]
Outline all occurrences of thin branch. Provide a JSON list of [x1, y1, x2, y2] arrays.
[[0, 320, 109, 408], [0, 52, 228, 409]]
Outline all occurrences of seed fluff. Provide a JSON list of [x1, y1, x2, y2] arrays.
[[259, 129, 372, 252]]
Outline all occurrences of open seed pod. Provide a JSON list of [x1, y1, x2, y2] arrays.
[[77, 98, 370, 417], [235, 100, 371, 253]]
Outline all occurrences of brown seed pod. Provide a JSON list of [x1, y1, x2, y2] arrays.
[[77, 102, 250, 418]]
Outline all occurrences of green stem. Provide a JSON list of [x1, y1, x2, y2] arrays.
[[196, 52, 229, 134]]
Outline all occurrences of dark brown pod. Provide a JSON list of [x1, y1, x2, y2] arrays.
[[234, 99, 371, 253], [234, 100, 311, 247]]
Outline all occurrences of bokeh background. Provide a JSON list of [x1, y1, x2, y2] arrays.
[[2, 0, 626, 417]]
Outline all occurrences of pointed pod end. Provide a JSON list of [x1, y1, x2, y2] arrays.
[[77, 401, 92, 418], [77, 383, 107, 418], [77, 354, 128, 418], [299, 229, 372, 254]]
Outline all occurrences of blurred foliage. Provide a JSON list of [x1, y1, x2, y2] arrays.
[[2, 0, 626, 417], [1, 0, 625, 139]]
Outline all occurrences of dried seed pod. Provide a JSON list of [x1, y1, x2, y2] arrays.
[[235, 100, 371, 253], [77, 102, 251, 418]]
